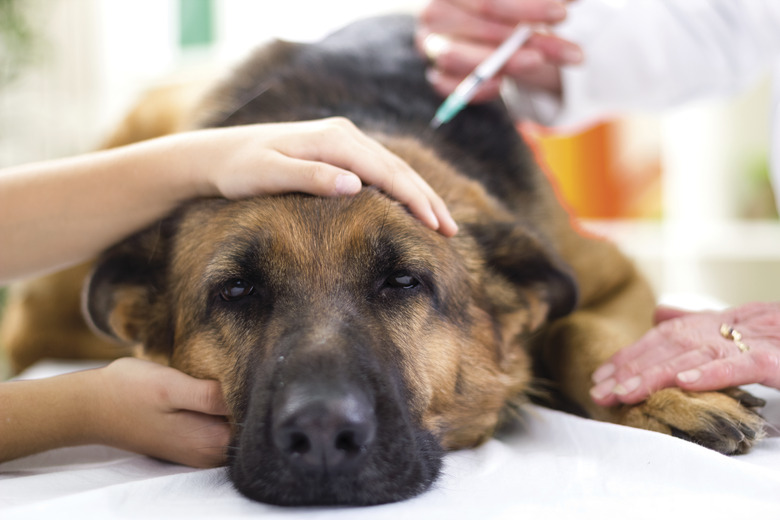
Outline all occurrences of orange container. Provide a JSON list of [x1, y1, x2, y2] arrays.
[[521, 121, 661, 219]]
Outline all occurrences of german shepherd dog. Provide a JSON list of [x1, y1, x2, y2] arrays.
[[1, 15, 766, 506]]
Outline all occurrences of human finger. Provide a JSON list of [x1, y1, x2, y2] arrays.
[[278, 118, 458, 236], [166, 376, 230, 416], [420, 1, 517, 45], [159, 411, 231, 468], [675, 351, 773, 391], [237, 151, 362, 197], [426, 66, 504, 102], [653, 305, 693, 324], [269, 152, 450, 236], [674, 313, 780, 391], [591, 309, 723, 384], [505, 32, 583, 71], [594, 314, 741, 399], [590, 326, 677, 385], [590, 348, 719, 406], [420, 31, 578, 99], [447, 0, 569, 24], [427, 35, 544, 79], [420, 0, 568, 45], [341, 139, 459, 237]]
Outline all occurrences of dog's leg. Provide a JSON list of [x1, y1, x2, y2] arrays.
[[1, 264, 131, 373], [534, 234, 766, 454]]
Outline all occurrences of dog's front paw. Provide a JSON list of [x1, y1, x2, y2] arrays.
[[619, 387, 766, 455]]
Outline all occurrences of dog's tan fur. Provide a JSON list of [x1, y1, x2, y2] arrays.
[[0, 18, 766, 504]]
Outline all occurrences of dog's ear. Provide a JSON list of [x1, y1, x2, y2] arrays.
[[83, 219, 176, 357], [466, 220, 578, 327]]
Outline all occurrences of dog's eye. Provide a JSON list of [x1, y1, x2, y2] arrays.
[[220, 279, 255, 301], [384, 271, 420, 290]]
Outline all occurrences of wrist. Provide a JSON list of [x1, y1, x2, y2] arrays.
[[108, 130, 219, 210], [57, 369, 106, 447], [154, 129, 230, 200]]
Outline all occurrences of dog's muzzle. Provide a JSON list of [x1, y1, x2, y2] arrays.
[[227, 326, 443, 506]]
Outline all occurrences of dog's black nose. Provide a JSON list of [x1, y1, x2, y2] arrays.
[[273, 387, 376, 472]]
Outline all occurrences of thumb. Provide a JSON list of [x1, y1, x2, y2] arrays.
[[167, 376, 229, 416]]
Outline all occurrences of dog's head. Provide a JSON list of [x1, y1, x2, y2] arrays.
[[84, 138, 576, 506]]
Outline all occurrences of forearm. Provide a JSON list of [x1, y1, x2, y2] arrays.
[[0, 370, 102, 462], [0, 134, 203, 283], [0, 119, 456, 284]]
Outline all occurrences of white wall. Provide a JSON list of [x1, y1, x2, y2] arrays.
[[0, 0, 424, 166]]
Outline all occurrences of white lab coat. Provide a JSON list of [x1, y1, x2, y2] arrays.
[[504, 0, 780, 203]]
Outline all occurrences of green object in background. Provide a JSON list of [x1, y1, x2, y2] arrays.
[[179, 0, 214, 48], [0, 0, 38, 86]]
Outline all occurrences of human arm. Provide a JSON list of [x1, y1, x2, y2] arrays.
[[0, 117, 457, 283], [589, 302, 780, 406], [419, 0, 780, 127], [0, 358, 230, 468]]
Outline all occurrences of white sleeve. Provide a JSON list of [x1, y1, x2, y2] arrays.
[[504, 0, 780, 129]]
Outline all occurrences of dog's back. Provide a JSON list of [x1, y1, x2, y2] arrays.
[[1, 13, 766, 508], [201, 16, 540, 207]]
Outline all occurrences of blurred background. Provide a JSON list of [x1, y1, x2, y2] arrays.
[[1, 0, 779, 376]]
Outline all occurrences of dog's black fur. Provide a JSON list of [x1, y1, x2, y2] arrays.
[[205, 16, 539, 206], [197, 15, 562, 505], [86, 15, 580, 506]]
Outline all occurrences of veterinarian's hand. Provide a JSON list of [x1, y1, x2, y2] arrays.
[[187, 118, 458, 237], [95, 358, 231, 468], [590, 302, 780, 406], [417, 0, 582, 101]]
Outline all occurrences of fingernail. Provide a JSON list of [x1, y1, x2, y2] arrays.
[[590, 378, 615, 400], [426, 208, 440, 231], [547, 2, 567, 21], [613, 376, 641, 396], [592, 363, 615, 383], [335, 173, 362, 194], [443, 214, 458, 236], [677, 369, 701, 384]]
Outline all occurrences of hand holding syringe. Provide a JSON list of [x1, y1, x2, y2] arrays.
[[420, 0, 582, 128], [430, 25, 533, 128]]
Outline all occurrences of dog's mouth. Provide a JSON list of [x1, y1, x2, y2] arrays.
[[226, 347, 444, 506]]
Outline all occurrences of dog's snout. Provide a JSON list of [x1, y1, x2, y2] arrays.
[[273, 387, 376, 472]]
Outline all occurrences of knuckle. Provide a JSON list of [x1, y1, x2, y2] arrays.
[[754, 350, 780, 384], [304, 163, 333, 187], [715, 361, 735, 381], [434, 51, 459, 72], [203, 381, 224, 411], [475, 0, 498, 16], [325, 116, 356, 132], [613, 362, 640, 382], [418, 6, 435, 26], [702, 341, 729, 360], [765, 353, 780, 386]]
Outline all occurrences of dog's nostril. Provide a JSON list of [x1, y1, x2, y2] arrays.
[[288, 432, 311, 455], [273, 390, 376, 473], [335, 430, 362, 455]]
